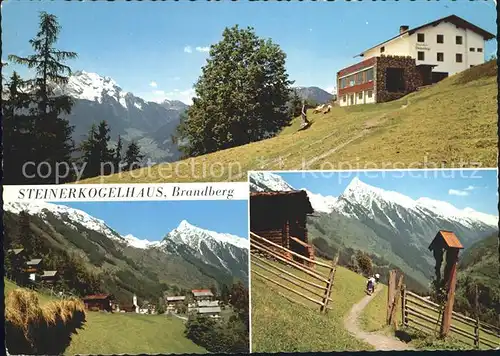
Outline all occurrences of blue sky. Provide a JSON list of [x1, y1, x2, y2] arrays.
[[2, 0, 497, 104], [274, 169, 498, 216], [58, 200, 249, 241]]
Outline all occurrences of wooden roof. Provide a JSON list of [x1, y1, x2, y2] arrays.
[[357, 14, 495, 57], [41, 270, 58, 278], [429, 230, 464, 250], [192, 289, 213, 297], [83, 294, 111, 301], [26, 258, 42, 266], [250, 190, 314, 214]]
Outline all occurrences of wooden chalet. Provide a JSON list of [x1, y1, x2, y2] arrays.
[[82, 294, 113, 312], [192, 289, 214, 301], [40, 270, 58, 285], [25, 258, 43, 281], [250, 191, 315, 266], [165, 296, 186, 313]]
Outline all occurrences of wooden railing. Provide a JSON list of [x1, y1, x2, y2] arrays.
[[401, 288, 499, 349], [250, 232, 338, 314]]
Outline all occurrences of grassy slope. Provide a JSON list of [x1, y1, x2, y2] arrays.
[[4, 278, 55, 306], [251, 259, 373, 352], [65, 312, 207, 355], [4, 278, 206, 354], [79, 61, 497, 184]]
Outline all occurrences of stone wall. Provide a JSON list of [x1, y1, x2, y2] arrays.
[[375, 55, 423, 103]]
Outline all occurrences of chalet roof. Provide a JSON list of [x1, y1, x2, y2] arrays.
[[41, 270, 58, 278], [357, 15, 495, 57], [198, 306, 221, 314], [166, 296, 186, 301], [198, 300, 219, 307], [26, 259, 42, 266], [83, 294, 111, 301], [429, 230, 464, 250], [250, 190, 314, 214], [192, 289, 214, 297], [8, 248, 24, 255]]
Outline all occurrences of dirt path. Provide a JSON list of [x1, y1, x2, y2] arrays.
[[344, 288, 414, 351]]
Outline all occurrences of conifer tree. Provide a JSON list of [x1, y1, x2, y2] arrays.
[[114, 135, 123, 172], [123, 141, 144, 171], [2, 72, 35, 183], [8, 11, 77, 184]]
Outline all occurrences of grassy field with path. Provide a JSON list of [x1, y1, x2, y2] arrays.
[[78, 61, 497, 184], [251, 258, 374, 352]]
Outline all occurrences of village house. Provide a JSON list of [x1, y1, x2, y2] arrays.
[[192, 289, 214, 301], [165, 296, 186, 313], [6, 248, 27, 282], [337, 15, 495, 106], [82, 294, 113, 312], [250, 191, 315, 267], [24, 258, 43, 282], [40, 270, 58, 285], [198, 306, 222, 318]]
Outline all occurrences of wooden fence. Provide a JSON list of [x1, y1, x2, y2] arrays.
[[401, 288, 500, 349], [250, 232, 338, 313]]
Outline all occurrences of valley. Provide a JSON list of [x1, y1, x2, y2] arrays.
[[250, 171, 498, 293], [3, 201, 249, 303]]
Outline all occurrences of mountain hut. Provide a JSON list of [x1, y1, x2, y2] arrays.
[[250, 191, 315, 266]]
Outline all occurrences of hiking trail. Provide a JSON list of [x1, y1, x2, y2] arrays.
[[344, 288, 414, 351]]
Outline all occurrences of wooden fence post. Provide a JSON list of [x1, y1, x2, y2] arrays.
[[391, 275, 404, 330], [440, 248, 460, 338], [474, 284, 480, 348], [401, 285, 407, 327], [320, 254, 338, 314], [387, 270, 396, 325]]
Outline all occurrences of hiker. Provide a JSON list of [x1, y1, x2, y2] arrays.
[[301, 102, 310, 128], [366, 274, 380, 295], [366, 276, 376, 295]]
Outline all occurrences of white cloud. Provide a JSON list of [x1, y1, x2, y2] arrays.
[[195, 46, 210, 53], [464, 185, 478, 191], [173, 76, 181, 81], [152, 90, 165, 96], [448, 189, 469, 197], [184, 46, 193, 54], [149, 81, 158, 88], [151, 88, 196, 105]]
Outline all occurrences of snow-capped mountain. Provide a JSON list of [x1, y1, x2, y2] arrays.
[[3, 201, 248, 283], [51, 70, 188, 163], [159, 220, 248, 280], [249, 171, 295, 192], [4, 201, 124, 241], [250, 172, 498, 277], [250, 172, 498, 230]]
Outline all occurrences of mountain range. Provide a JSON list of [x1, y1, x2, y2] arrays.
[[39, 71, 336, 164], [250, 172, 498, 288], [51, 71, 189, 163], [294, 86, 335, 104], [3, 201, 248, 301]]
